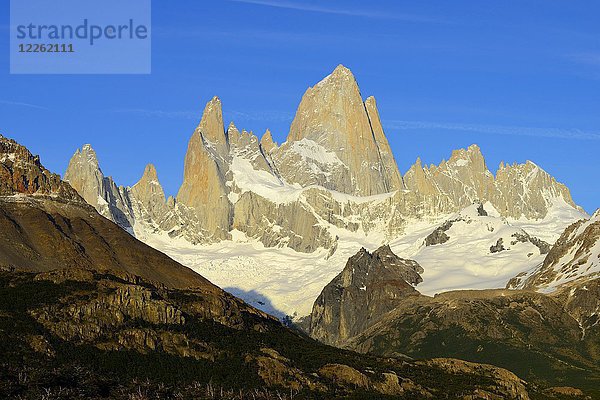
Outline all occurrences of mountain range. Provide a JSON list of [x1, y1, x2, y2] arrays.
[[61, 65, 588, 318]]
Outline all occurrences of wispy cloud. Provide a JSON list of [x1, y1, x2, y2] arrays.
[[566, 52, 600, 67], [110, 109, 199, 119], [229, 0, 444, 23], [385, 120, 600, 141], [225, 110, 293, 123], [110, 108, 293, 123], [0, 99, 48, 110]]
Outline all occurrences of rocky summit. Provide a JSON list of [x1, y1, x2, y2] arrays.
[[509, 210, 600, 292], [308, 245, 423, 346], [0, 135, 83, 204], [275, 64, 403, 195]]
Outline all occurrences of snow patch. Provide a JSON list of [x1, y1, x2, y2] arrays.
[[0, 153, 16, 163], [289, 139, 346, 168]]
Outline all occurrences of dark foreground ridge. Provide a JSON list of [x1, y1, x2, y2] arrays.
[[0, 268, 552, 399]]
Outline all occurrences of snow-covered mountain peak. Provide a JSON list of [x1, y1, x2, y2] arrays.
[[509, 211, 600, 294], [57, 68, 590, 318]]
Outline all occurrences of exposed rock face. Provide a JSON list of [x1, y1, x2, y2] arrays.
[[197, 96, 228, 154], [273, 65, 403, 196], [176, 98, 231, 242], [130, 164, 170, 223], [64, 144, 135, 232], [364, 96, 403, 191], [232, 190, 335, 253], [554, 277, 600, 340], [260, 129, 278, 154], [0, 135, 83, 204], [507, 212, 600, 338], [29, 269, 276, 356], [493, 161, 578, 219], [308, 245, 423, 346], [404, 145, 582, 221]]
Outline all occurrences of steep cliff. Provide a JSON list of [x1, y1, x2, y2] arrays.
[[308, 245, 422, 346]]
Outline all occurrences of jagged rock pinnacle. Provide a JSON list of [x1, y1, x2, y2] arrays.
[[142, 163, 158, 181], [278, 65, 403, 196], [197, 96, 226, 148]]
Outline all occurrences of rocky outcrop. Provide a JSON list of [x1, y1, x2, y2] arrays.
[[0, 135, 83, 204], [308, 245, 423, 346], [29, 269, 278, 361], [419, 359, 531, 400], [424, 220, 453, 246]]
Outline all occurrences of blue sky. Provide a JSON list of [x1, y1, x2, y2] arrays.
[[1, 1, 599, 212]]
